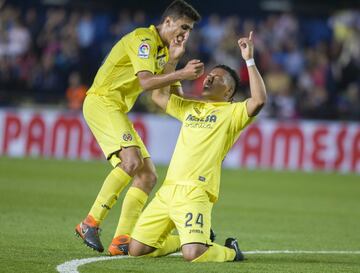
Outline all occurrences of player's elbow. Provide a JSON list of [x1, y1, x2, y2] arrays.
[[138, 78, 152, 91], [151, 92, 162, 108], [137, 71, 155, 91], [151, 91, 160, 103], [248, 96, 267, 117], [255, 100, 266, 110], [254, 94, 267, 109]]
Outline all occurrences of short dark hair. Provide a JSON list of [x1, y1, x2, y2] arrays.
[[161, 0, 201, 23], [213, 64, 241, 100]]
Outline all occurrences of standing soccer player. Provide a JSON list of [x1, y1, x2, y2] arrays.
[[75, 0, 203, 255], [129, 31, 267, 262]]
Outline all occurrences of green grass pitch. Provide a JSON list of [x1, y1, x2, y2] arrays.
[[0, 156, 359, 273]]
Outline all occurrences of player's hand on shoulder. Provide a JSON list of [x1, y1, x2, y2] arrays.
[[238, 31, 254, 61], [180, 59, 204, 80]]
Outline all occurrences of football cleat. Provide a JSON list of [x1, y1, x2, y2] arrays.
[[224, 238, 244, 261], [75, 215, 104, 253], [108, 234, 130, 256]]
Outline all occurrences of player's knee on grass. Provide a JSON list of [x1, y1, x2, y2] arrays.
[[128, 238, 155, 256], [181, 243, 208, 261], [118, 148, 144, 176]]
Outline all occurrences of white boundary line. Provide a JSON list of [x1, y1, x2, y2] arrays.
[[57, 250, 360, 273]]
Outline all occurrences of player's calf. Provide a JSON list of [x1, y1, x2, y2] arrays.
[[128, 238, 156, 256], [181, 243, 208, 261]]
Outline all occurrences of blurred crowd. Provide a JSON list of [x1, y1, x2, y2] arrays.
[[0, 4, 359, 120]]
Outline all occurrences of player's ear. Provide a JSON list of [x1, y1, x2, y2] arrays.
[[164, 16, 172, 27], [224, 86, 233, 101]]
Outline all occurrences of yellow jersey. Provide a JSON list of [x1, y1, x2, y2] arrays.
[[165, 95, 254, 202], [87, 25, 174, 113]]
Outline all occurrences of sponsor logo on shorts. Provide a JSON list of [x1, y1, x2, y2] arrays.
[[122, 133, 133, 141]]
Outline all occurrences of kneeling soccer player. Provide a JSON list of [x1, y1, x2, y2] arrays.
[[128, 31, 267, 262]]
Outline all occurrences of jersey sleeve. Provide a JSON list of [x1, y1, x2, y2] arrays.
[[229, 101, 255, 135], [171, 81, 182, 87], [125, 32, 157, 76], [165, 94, 192, 121]]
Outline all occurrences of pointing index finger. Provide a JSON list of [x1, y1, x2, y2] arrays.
[[249, 31, 253, 41]]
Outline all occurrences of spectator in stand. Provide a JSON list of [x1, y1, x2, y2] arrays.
[[31, 53, 63, 103], [77, 11, 95, 49], [263, 62, 295, 118], [213, 16, 242, 71], [0, 4, 358, 120], [338, 82, 360, 120], [66, 71, 87, 111], [200, 14, 224, 55], [7, 19, 31, 58]]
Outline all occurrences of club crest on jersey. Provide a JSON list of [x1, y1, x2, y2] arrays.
[[158, 57, 166, 69], [122, 133, 133, 142], [138, 43, 150, 58], [194, 107, 201, 115]]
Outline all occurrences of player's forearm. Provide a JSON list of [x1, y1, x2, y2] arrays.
[[139, 59, 204, 91], [164, 59, 184, 96], [248, 65, 267, 107], [163, 59, 178, 74], [150, 60, 176, 109], [139, 69, 183, 91], [151, 87, 170, 111]]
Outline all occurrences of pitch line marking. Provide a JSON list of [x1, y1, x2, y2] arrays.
[[57, 250, 360, 273]]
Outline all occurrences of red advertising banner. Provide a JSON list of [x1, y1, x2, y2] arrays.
[[0, 109, 359, 173]]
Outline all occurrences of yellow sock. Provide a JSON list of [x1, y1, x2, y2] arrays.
[[144, 235, 181, 257], [192, 243, 236, 262], [114, 186, 148, 237], [89, 167, 131, 224]]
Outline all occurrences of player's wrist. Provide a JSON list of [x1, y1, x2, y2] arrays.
[[167, 60, 178, 67], [245, 58, 255, 67], [174, 69, 185, 81]]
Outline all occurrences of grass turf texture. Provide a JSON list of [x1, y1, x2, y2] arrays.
[[0, 156, 359, 273]]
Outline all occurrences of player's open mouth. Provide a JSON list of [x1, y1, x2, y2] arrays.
[[176, 35, 184, 42], [204, 81, 212, 89]]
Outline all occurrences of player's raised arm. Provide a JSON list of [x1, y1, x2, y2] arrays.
[[238, 31, 267, 117]]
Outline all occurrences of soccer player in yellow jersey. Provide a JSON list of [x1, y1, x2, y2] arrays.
[[128, 31, 267, 262], [75, 0, 204, 255]]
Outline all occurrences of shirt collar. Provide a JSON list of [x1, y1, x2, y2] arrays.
[[149, 25, 165, 48]]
